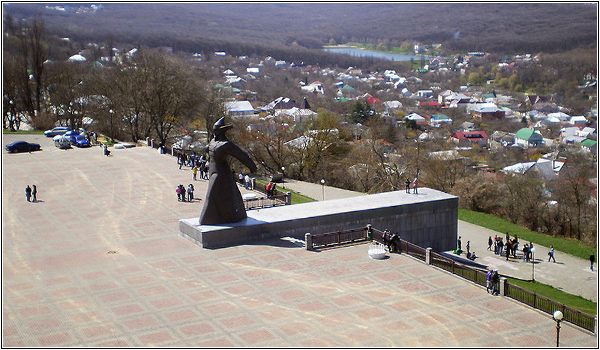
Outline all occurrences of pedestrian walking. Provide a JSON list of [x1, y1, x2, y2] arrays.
[[25, 185, 32, 202], [405, 178, 411, 193], [179, 184, 186, 202], [203, 161, 210, 179], [192, 166, 198, 181], [505, 240, 512, 260], [466, 241, 470, 254], [488, 236, 493, 251], [32, 185, 37, 202], [528, 242, 534, 261], [411, 177, 418, 194], [176, 185, 182, 201], [548, 245, 556, 262], [244, 174, 251, 190], [491, 269, 499, 295], [486, 269, 492, 293], [457, 236, 462, 251], [590, 253, 595, 271], [239, 173, 244, 184], [187, 184, 194, 202]]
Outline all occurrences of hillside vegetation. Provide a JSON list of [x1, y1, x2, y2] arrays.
[[4, 3, 597, 56]]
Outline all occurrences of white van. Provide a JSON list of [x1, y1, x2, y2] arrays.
[[54, 135, 71, 149]]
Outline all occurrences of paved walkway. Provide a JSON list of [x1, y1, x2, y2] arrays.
[[281, 178, 598, 302], [2, 134, 597, 347]]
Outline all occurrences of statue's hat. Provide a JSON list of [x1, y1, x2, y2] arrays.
[[213, 117, 233, 133]]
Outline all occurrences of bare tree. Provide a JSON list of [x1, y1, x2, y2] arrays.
[[551, 152, 596, 241], [18, 16, 49, 128], [134, 49, 204, 145]]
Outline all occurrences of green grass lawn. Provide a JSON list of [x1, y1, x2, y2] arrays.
[[507, 278, 597, 315], [254, 179, 316, 205], [458, 208, 595, 260], [3, 129, 44, 134], [459, 208, 597, 313]]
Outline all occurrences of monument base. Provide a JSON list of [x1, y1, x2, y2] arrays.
[[179, 188, 458, 251]]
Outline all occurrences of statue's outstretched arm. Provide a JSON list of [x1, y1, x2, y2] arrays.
[[228, 143, 257, 173]]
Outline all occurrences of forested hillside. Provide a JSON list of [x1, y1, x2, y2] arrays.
[[4, 2, 597, 55]]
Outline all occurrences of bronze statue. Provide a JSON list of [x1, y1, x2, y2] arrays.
[[199, 117, 257, 225]]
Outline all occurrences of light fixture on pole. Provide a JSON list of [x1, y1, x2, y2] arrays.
[[320, 179, 325, 201], [281, 167, 285, 189], [530, 246, 535, 282], [553, 310, 563, 347]]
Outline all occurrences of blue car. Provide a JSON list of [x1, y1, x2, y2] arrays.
[[71, 134, 91, 147], [5, 141, 41, 153]]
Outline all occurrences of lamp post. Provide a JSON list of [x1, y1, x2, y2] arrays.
[[281, 167, 285, 189], [553, 310, 563, 347], [320, 179, 325, 201], [530, 246, 535, 282]]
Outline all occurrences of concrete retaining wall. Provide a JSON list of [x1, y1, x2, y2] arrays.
[[179, 188, 458, 251]]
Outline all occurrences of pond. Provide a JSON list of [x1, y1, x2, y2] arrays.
[[323, 46, 432, 61]]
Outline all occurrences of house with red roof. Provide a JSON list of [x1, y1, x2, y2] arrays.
[[449, 130, 489, 147]]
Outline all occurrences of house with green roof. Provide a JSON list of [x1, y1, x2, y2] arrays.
[[580, 139, 597, 154], [429, 113, 452, 127], [514, 128, 544, 148]]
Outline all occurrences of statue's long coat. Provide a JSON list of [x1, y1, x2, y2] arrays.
[[199, 139, 256, 225]]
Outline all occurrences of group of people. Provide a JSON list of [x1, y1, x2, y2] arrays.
[[456, 236, 477, 260], [25, 185, 38, 202], [404, 177, 419, 194], [381, 229, 400, 253], [486, 269, 500, 295], [176, 184, 195, 202], [487, 233, 524, 261], [238, 173, 251, 190], [177, 152, 210, 181]]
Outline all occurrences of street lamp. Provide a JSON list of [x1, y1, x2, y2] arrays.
[[320, 179, 325, 201], [553, 310, 563, 347], [281, 167, 285, 189], [530, 246, 535, 282]]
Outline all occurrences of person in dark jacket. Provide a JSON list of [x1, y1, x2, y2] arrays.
[[25, 185, 32, 202]]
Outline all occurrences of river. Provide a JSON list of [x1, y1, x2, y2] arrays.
[[323, 46, 432, 61]]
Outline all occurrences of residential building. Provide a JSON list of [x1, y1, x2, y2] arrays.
[[514, 128, 544, 148], [449, 130, 489, 147], [468, 103, 505, 120], [225, 101, 255, 117]]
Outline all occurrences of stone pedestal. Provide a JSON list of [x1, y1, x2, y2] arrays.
[[179, 188, 458, 251]]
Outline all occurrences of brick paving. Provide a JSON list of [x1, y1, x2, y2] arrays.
[[2, 134, 597, 347]]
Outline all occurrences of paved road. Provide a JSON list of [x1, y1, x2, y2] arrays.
[[280, 177, 598, 302], [2, 134, 597, 347]]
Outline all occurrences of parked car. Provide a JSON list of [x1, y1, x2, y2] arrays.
[[71, 135, 91, 147], [54, 136, 71, 149], [5, 141, 41, 153], [64, 130, 79, 139], [44, 126, 69, 137]]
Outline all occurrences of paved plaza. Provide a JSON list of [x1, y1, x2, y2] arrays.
[[2, 134, 598, 347]]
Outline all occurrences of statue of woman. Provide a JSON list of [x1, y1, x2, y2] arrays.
[[199, 117, 257, 225]]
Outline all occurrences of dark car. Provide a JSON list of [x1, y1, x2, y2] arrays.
[[5, 141, 41, 153]]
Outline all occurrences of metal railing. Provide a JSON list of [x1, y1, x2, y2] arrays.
[[505, 283, 596, 332], [243, 193, 289, 210], [307, 225, 596, 333], [307, 227, 368, 250]]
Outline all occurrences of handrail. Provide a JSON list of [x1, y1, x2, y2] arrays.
[[306, 225, 596, 333]]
